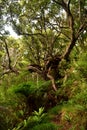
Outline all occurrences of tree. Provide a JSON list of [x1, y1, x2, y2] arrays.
[[0, 36, 25, 76], [0, 0, 87, 91]]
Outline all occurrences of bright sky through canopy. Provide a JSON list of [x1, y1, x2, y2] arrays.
[[5, 25, 20, 39]]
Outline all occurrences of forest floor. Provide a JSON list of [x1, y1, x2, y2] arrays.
[[52, 113, 72, 130]]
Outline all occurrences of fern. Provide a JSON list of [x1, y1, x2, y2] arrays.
[[31, 123, 58, 130]]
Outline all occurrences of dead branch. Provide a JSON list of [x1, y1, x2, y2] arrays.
[[76, 22, 87, 39], [28, 64, 42, 74], [4, 39, 12, 69], [1, 68, 19, 77], [0, 38, 19, 76], [47, 67, 57, 91]]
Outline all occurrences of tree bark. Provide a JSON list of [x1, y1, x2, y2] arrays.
[[47, 72, 57, 91]]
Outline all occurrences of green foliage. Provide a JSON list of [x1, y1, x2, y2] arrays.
[[64, 113, 72, 122], [12, 107, 58, 130], [12, 80, 50, 96], [11, 80, 51, 110], [0, 0, 87, 130], [32, 107, 46, 121], [0, 114, 8, 130], [14, 82, 31, 97], [1, 50, 86, 130], [31, 123, 58, 130], [75, 89, 87, 107], [10, 80, 53, 113], [48, 105, 62, 115], [76, 52, 87, 79]]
